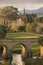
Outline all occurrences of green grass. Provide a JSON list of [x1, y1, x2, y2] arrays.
[[6, 33, 41, 39], [12, 44, 22, 51], [31, 43, 40, 53]]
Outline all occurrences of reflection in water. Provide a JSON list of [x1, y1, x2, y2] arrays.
[[12, 53, 25, 65]]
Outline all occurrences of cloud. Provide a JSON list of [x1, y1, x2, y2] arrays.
[[0, 0, 43, 10], [0, 0, 43, 4]]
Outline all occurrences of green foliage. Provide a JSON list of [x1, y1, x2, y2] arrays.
[[6, 33, 38, 39], [0, 6, 43, 33], [21, 15, 27, 23], [26, 14, 37, 23], [21, 14, 37, 23], [25, 23, 36, 32], [0, 24, 7, 38], [1, 6, 19, 21], [31, 43, 40, 56], [12, 44, 22, 50], [40, 27, 43, 32], [25, 23, 32, 32], [31, 44, 40, 51], [38, 36, 43, 46], [39, 17, 43, 23], [18, 25, 26, 32]]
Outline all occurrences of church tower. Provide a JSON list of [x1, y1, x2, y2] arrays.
[[23, 7, 26, 15]]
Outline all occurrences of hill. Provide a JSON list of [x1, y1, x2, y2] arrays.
[[20, 7, 43, 17]]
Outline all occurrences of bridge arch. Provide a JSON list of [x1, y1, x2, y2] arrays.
[[12, 43, 27, 58], [19, 43, 27, 57], [0, 44, 12, 63]]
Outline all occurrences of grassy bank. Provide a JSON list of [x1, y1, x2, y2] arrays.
[[6, 33, 42, 39]]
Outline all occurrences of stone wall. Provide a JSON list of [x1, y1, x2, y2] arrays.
[[0, 38, 38, 50]]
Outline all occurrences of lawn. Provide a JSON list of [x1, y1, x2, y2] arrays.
[[6, 33, 42, 39]]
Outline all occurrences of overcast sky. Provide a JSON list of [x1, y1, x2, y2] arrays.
[[0, 0, 43, 10]]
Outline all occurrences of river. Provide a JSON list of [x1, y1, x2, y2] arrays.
[[12, 53, 25, 65]]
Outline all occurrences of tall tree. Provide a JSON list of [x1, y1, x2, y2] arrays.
[[1, 6, 19, 21], [0, 24, 7, 38]]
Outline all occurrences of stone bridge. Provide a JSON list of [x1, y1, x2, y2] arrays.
[[0, 38, 38, 50]]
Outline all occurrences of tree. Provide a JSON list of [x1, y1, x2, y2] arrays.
[[0, 24, 7, 38], [25, 23, 36, 32], [31, 23, 37, 32], [21, 15, 27, 23], [25, 14, 37, 23], [25, 23, 32, 32], [18, 25, 25, 32], [1, 6, 19, 21]]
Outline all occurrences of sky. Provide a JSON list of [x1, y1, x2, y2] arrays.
[[0, 0, 43, 11]]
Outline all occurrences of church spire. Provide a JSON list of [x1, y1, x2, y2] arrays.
[[23, 7, 25, 15]]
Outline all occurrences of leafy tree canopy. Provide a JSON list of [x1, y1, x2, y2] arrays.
[[1, 6, 19, 21]]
